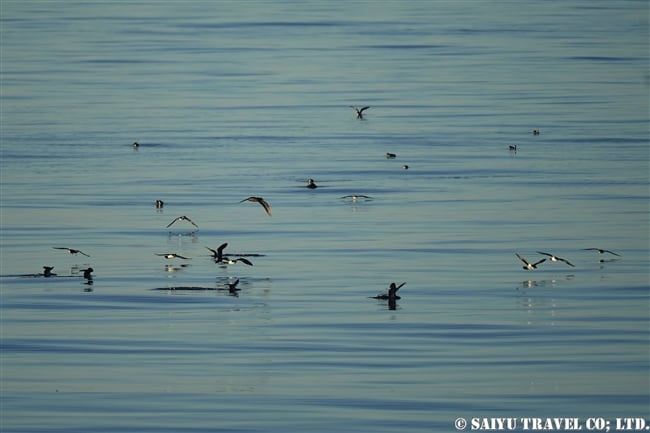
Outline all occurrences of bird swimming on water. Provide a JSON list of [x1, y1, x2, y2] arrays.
[[166, 215, 199, 229], [239, 197, 272, 217], [306, 178, 318, 189], [583, 248, 620, 257], [53, 247, 90, 257], [537, 251, 574, 267], [371, 282, 406, 300], [386, 152, 396, 159], [43, 266, 56, 277], [81, 268, 94, 279], [155, 253, 191, 260], [224, 279, 240, 294], [350, 105, 370, 119], [206, 243, 228, 262], [516, 253, 545, 270], [133, 142, 139, 148], [155, 199, 164, 208]]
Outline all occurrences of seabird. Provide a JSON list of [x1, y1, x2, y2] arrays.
[[223, 257, 253, 266], [43, 266, 56, 277], [516, 253, 546, 270], [532, 129, 540, 135], [133, 142, 139, 148], [155, 253, 191, 260], [166, 215, 199, 229], [537, 251, 575, 267], [206, 243, 228, 262], [239, 197, 272, 217], [155, 199, 164, 208], [350, 105, 370, 119], [225, 279, 240, 294], [81, 268, 94, 279], [509, 145, 517, 152], [386, 152, 396, 159], [402, 165, 409, 170], [306, 178, 318, 189], [52, 247, 90, 257], [340, 194, 373, 201], [583, 248, 620, 257], [371, 282, 406, 300]]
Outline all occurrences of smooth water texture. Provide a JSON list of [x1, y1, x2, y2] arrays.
[[1, 1, 649, 432]]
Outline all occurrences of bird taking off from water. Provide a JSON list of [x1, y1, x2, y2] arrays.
[[350, 106, 370, 119], [516, 253, 545, 270], [371, 282, 406, 300], [166, 215, 199, 229]]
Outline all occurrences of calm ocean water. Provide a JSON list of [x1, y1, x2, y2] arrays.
[[1, 1, 648, 432]]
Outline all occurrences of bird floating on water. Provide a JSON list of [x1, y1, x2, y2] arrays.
[[532, 129, 540, 135], [386, 152, 396, 159], [133, 141, 140, 148], [155, 253, 191, 260], [53, 247, 90, 257], [350, 105, 370, 119], [509, 145, 517, 152], [537, 251, 574, 267], [583, 248, 620, 257], [239, 197, 272, 217], [516, 253, 545, 270], [43, 266, 56, 277], [206, 243, 228, 262], [306, 178, 318, 189], [224, 278, 240, 294], [155, 199, 164, 208], [166, 215, 199, 229], [371, 282, 406, 300]]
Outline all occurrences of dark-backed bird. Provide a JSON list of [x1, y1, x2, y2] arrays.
[[43, 266, 56, 277], [350, 105, 370, 119], [516, 253, 545, 270], [166, 215, 199, 228], [206, 243, 228, 262], [155, 253, 191, 260], [223, 257, 253, 266], [155, 199, 164, 208], [306, 178, 318, 189], [537, 251, 574, 267], [371, 282, 406, 300], [133, 141, 139, 148], [583, 248, 620, 256], [386, 152, 396, 159], [225, 279, 240, 293], [239, 197, 272, 217], [53, 247, 90, 257], [81, 268, 94, 279], [341, 194, 373, 201]]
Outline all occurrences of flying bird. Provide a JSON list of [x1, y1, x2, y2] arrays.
[[340, 194, 373, 201], [516, 253, 545, 270], [206, 243, 228, 262], [52, 247, 90, 257], [537, 251, 575, 267], [166, 215, 199, 228], [583, 248, 620, 257], [222, 257, 253, 266], [155, 253, 191, 260], [239, 197, 272, 217], [350, 105, 370, 119], [371, 282, 406, 300]]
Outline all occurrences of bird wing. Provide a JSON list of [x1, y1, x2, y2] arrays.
[[258, 199, 272, 216], [77, 250, 90, 257], [536, 251, 552, 257], [236, 258, 253, 266], [166, 216, 181, 227], [217, 242, 228, 254], [559, 258, 575, 267], [516, 254, 530, 265], [175, 254, 190, 260], [185, 217, 199, 228], [604, 249, 620, 256], [358, 106, 370, 113]]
